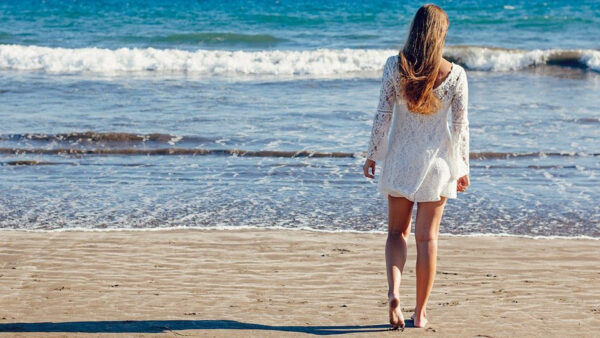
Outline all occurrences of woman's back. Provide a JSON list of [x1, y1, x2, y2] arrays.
[[366, 54, 469, 202]]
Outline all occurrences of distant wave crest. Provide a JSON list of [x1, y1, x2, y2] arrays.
[[0, 44, 598, 75], [122, 32, 284, 45]]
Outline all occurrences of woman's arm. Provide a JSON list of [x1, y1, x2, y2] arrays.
[[451, 68, 470, 190], [366, 57, 396, 162]]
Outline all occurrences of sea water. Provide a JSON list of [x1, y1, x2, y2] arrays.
[[0, 0, 598, 236]]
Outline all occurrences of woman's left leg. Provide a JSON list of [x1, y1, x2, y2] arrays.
[[386, 195, 414, 329]]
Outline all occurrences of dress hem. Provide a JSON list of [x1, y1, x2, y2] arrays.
[[379, 186, 457, 203]]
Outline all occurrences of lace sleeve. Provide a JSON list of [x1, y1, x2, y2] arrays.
[[366, 57, 396, 161], [451, 67, 470, 178]]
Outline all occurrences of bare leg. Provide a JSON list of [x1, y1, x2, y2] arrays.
[[386, 195, 414, 329], [413, 196, 447, 328]]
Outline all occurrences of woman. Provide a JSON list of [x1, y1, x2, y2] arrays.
[[362, 4, 470, 330]]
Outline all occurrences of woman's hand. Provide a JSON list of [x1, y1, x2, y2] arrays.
[[457, 175, 470, 192], [363, 159, 376, 179]]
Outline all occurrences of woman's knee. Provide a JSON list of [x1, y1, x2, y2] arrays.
[[388, 229, 410, 240], [414, 219, 440, 242], [414, 230, 438, 243]]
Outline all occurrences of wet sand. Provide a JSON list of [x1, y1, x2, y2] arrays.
[[0, 229, 598, 337]]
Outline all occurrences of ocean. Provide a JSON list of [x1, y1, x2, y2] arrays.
[[0, 0, 598, 237]]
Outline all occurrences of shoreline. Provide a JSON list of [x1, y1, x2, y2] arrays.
[[1, 228, 598, 337], [0, 226, 598, 240]]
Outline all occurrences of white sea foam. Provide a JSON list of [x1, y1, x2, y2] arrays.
[[0, 44, 392, 75], [580, 50, 600, 71], [0, 44, 598, 76]]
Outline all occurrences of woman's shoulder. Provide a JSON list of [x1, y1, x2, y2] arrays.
[[444, 62, 466, 90], [451, 63, 467, 80], [382, 55, 400, 78], [451, 63, 467, 90], [383, 54, 399, 69], [447, 63, 467, 99]]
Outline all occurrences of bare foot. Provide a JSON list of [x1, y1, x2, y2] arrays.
[[411, 312, 428, 328], [388, 295, 405, 330]]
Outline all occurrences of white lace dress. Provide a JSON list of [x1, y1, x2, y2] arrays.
[[365, 55, 470, 202]]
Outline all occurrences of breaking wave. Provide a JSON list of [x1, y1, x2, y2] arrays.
[[0, 44, 598, 76], [445, 45, 600, 72]]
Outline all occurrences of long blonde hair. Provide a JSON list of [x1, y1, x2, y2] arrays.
[[399, 4, 449, 115]]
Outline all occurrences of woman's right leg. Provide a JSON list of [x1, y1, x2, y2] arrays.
[[413, 196, 447, 328], [386, 195, 414, 329]]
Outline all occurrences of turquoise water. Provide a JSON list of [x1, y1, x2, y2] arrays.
[[1, 0, 599, 50], [0, 1, 598, 236]]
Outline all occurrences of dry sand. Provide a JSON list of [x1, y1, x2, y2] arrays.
[[0, 228, 598, 337]]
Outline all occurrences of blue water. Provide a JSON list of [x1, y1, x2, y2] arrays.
[[0, 0, 599, 236], [1, 0, 600, 50]]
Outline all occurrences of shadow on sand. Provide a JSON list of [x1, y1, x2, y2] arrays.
[[0, 320, 396, 335]]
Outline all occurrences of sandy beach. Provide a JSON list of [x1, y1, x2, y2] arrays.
[[0, 228, 598, 337]]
